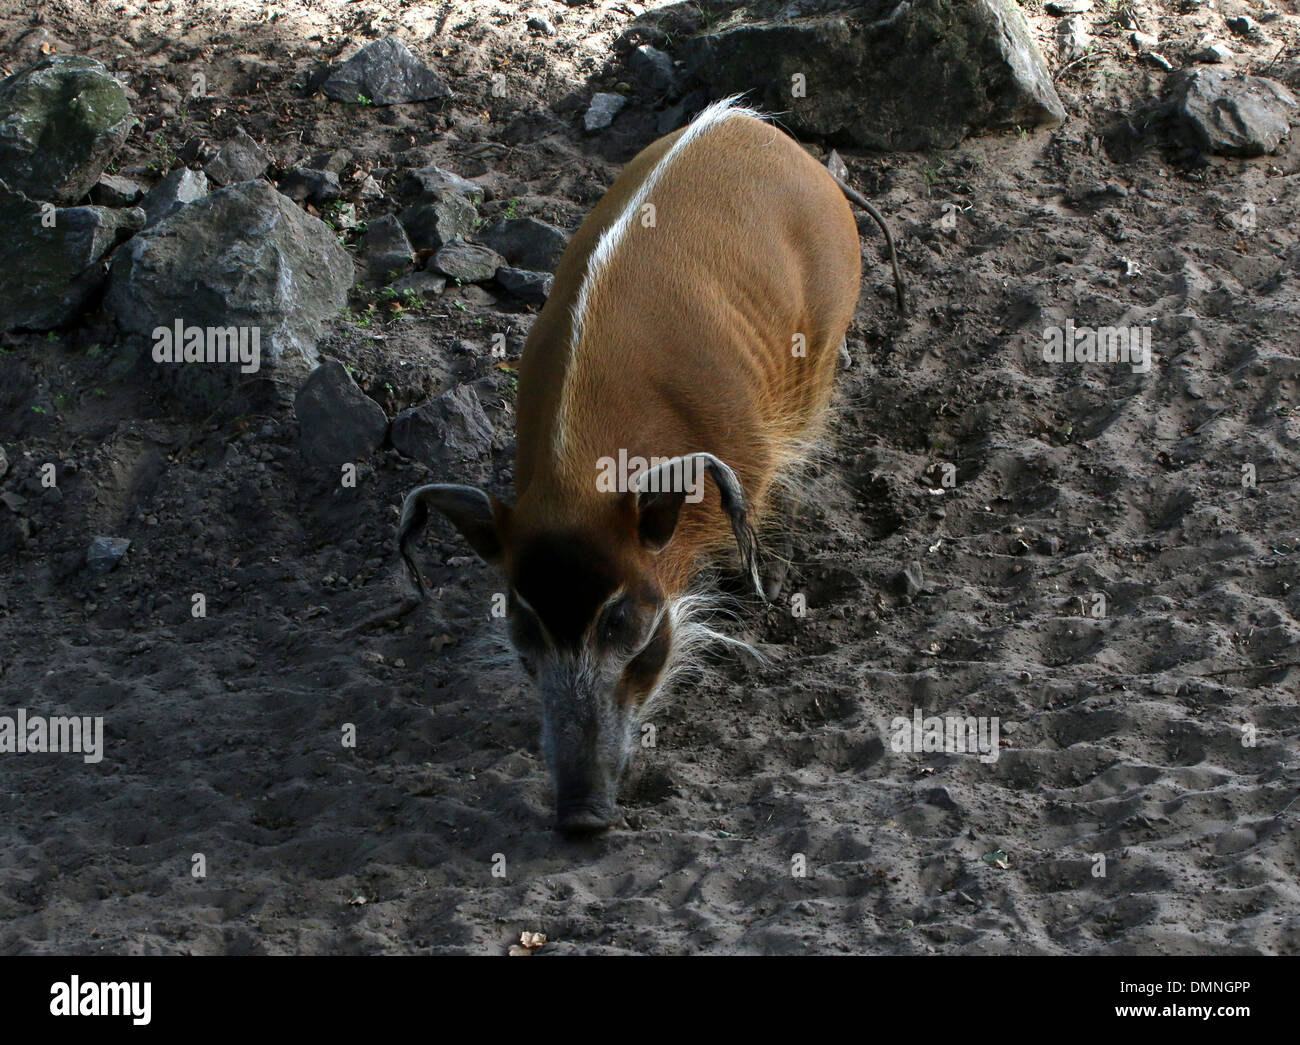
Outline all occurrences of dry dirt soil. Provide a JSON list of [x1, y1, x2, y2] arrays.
[[0, 0, 1298, 954]]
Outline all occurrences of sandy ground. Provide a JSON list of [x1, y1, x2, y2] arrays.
[[0, 0, 1298, 954]]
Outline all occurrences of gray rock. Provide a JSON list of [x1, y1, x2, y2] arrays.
[[399, 194, 477, 251], [391, 270, 447, 301], [584, 92, 628, 132], [0, 55, 134, 204], [106, 180, 354, 406], [1197, 43, 1234, 64], [1057, 16, 1092, 61], [433, 241, 505, 283], [400, 163, 484, 204], [277, 167, 342, 204], [203, 127, 268, 186], [494, 266, 553, 304], [1130, 30, 1159, 51], [86, 536, 131, 573], [528, 15, 557, 35], [477, 216, 568, 272], [1172, 69, 1297, 156], [322, 37, 450, 105], [1226, 16, 1259, 35], [629, 45, 677, 93], [893, 561, 925, 597], [1044, 0, 1091, 13], [306, 148, 354, 173], [678, 0, 1066, 150], [391, 384, 493, 466], [327, 202, 359, 230], [91, 173, 144, 206], [140, 167, 208, 227], [294, 359, 388, 470], [364, 214, 414, 279], [0, 178, 144, 331], [657, 100, 689, 135]]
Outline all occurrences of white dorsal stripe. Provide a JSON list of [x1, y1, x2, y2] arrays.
[[555, 96, 765, 456]]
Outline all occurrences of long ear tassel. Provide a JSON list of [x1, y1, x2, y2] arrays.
[[701, 456, 766, 602], [396, 486, 437, 599]]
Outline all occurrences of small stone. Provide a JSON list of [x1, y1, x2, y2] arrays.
[[628, 45, 676, 93], [390, 270, 447, 301], [924, 787, 959, 810], [139, 167, 208, 226], [1057, 16, 1093, 60], [893, 561, 925, 597], [294, 360, 389, 469], [476, 216, 568, 272], [364, 214, 415, 279], [277, 167, 342, 204], [1044, 0, 1092, 13], [203, 127, 268, 186], [1130, 31, 1159, 50], [1226, 16, 1258, 35], [1172, 68, 1298, 156], [391, 384, 494, 466], [399, 194, 477, 251], [433, 241, 505, 283], [494, 266, 553, 304], [400, 164, 483, 204], [86, 536, 131, 574], [322, 37, 450, 105], [527, 15, 556, 35], [584, 92, 627, 133], [91, 173, 144, 206], [1197, 43, 1233, 63]]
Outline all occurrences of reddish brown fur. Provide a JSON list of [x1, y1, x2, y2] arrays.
[[507, 112, 862, 599]]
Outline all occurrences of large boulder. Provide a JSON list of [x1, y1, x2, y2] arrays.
[[0, 178, 143, 330], [0, 55, 134, 204], [321, 37, 450, 105], [676, 0, 1066, 150], [105, 180, 354, 406]]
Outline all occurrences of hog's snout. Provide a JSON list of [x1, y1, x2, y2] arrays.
[[541, 659, 633, 835]]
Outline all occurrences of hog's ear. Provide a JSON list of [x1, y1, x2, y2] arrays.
[[632, 453, 762, 598], [398, 484, 512, 595], [634, 484, 687, 551]]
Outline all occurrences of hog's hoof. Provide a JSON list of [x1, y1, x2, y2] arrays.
[[555, 806, 616, 835]]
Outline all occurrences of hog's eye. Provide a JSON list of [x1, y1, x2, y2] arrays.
[[599, 599, 632, 645]]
